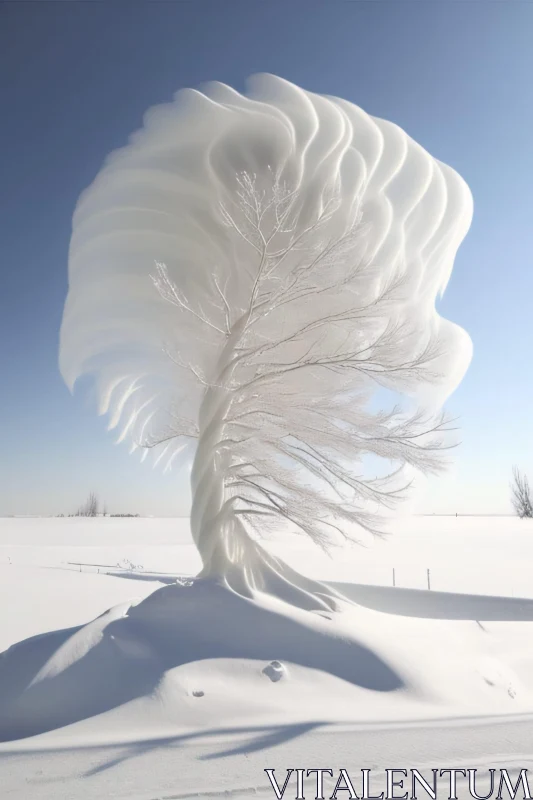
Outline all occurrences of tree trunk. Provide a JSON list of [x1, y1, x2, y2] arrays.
[[189, 318, 342, 613]]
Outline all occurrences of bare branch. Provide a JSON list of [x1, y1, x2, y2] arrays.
[[511, 467, 533, 518], [148, 168, 462, 554], [151, 262, 226, 335]]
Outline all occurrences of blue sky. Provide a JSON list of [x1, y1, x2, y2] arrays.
[[1, 1, 531, 517]]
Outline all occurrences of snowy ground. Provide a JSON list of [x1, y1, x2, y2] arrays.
[[2, 515, 533, 798]]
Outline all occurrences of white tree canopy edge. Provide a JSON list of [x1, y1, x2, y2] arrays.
[[60, 74, 473, 610]]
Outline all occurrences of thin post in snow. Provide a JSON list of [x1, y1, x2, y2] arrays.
[[427, 568, 431, 591], [392, 567, 396, 588]]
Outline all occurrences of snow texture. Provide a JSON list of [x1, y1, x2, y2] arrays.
[[2, 516, 533, 746], [3, 516, 533, 798]]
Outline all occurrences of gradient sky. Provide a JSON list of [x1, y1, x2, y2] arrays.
[[1, 1, 532, 517]]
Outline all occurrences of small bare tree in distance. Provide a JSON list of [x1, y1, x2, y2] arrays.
[[76, 492, 99, 518], [511, 467, 533, 519]]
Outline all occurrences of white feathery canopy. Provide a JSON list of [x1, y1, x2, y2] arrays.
[[60, 74, 473, 478]]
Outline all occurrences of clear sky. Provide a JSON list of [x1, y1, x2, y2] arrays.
[[1, 1, 532, 517]]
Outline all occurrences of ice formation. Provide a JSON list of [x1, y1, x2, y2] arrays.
[[60, 74, 472, 607]]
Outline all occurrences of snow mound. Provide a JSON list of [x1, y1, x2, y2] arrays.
[[0, 578, 401, 742], [2, 578, 533, 744]]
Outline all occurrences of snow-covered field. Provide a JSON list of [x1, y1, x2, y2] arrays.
[[2, 515, 533, 799]]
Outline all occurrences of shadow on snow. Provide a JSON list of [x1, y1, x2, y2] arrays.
[[0, 578, 403, 742]]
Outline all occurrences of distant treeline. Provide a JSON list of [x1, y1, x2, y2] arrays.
[[56, 512, 140, 518], [56, 493, 140, 518]]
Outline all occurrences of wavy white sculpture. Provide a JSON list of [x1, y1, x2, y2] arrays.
[[60, 74, 472, 611]]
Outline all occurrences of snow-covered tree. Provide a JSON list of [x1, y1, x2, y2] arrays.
[[60, 75, 472, 611]]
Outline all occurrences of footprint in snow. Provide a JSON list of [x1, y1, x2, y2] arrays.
[[479, 657, 518, 700]]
